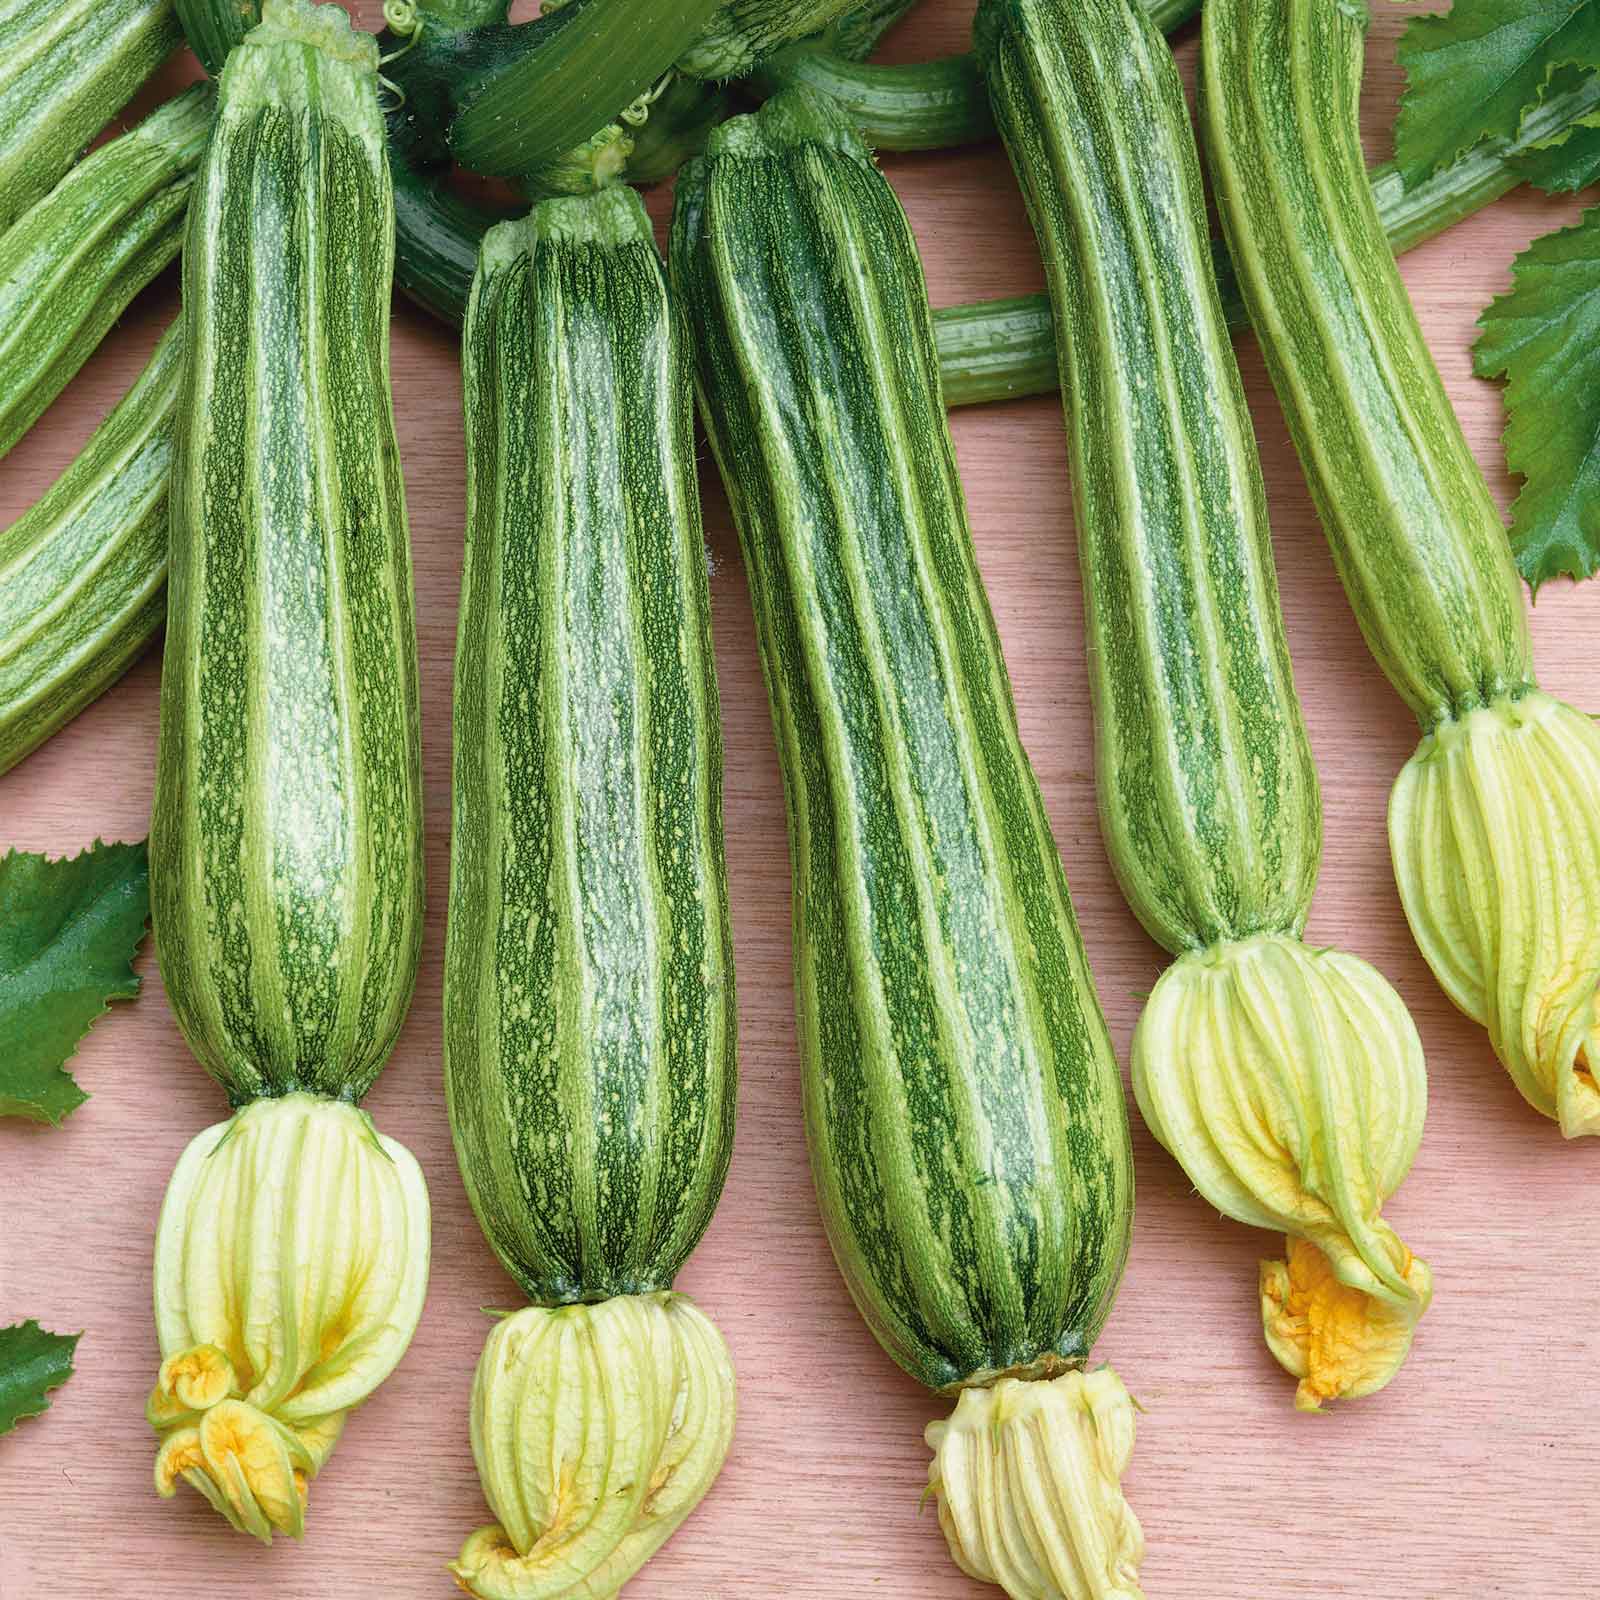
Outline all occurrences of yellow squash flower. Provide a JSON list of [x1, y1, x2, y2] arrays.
[[1134, 932, 1431, 1407], [148, 1092, 430, 1540], [453, 1293, 735, 1599], [1391, 689, 1600, 1137], [925, 1368, 1144, 1600]]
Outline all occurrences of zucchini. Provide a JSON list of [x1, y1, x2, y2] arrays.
[[0, 82, 210, 463], [0, 0, 182, 234], [153, 3, 422, 1107], [0, 326, 179, 776], [445, 184, 736, 1599], [977, 0, 1430, 1418], [671, 90, 1139, 1597], [1204, 0, 1600, 1138], [145, 0, 428, 1539]]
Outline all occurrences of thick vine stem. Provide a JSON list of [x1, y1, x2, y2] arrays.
[[149, 1094, 430, 1541], [925, 1369, 1144, 1600], [1134, 934, 1432, 1407], [453, 1295, 736, 1599]]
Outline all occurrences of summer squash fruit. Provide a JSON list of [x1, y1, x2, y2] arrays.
[[0, 83, 211, 463], [145, 0, 429, 1541], [0, 328, 179, 776], [0, 0, 182, 235], [671, 89, 1140, 1600], [444, 185, 737, 1599], [1204, 0, 1600, 1138], [976, 0, 1431, 1429]]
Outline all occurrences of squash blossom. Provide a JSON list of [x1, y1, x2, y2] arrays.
[[1134, 933, 1431, 1409], [1390, 690, 1600, 1139], [148, 1094, 429, 1540], [926, 1369, 1144, 1600], [452, 1294, 735, 1599]]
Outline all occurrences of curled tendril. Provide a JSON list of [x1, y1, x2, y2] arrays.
[[378, 0, 421, 97], [620, 73, 674, 128], [382, 0, 421, 40]]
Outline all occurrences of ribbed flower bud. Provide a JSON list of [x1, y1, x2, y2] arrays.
[[1391, 688, 1600, 1137], [148, 1092, 430, 1540], [453, 1293, 736, 1599], [925, 1368, 1144, 1600], [1133, 932, 1431, 1407]]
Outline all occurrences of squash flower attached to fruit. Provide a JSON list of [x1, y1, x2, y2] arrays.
[[975, 0, 1433, 1418], [443, 185, 740, 1596], [1199, 0, 1600, 1138], [149, 1096, 429, 1539], [1135, 937, 1431, 1410], [146, 0, 430, 1538]]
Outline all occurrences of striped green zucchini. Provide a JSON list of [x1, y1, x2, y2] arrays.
[[0, 325, 179, 776], [977, 0, 1430, 1429], [671, 89, 1139, 1594], [144, 0, 429, 1542], [981, 0, 1318, 955], [0, 0, 181, 234], [0, 83, 210, 463], [445, 184, 736, 1599], [151, 0, 423, 1107], [447, 185, 735, 1308], [1204, 0, 1600, 1138]]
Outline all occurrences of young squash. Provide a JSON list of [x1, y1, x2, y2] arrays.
[[975, 0, 1431, 1424], [1203, 0, 1600, 1138], [444, 185, 737, 1600], [146, 0, 428, 1541], [0, 82, 210, 462], [0, 326, 178, 776], [0, 0, 182, 235], [671, 90, 1140, 1599]]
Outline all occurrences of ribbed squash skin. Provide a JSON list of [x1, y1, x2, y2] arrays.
[[672, 92, 1132, 1393], [0, 325, 179, 776], [0, 83, 210, 464], [445, 186, 735, 1305], [979, 0, 1319, 956], [0, 0, 181, 235], [151, 6, 424, 1106], [1201, 0, 1532, 732]]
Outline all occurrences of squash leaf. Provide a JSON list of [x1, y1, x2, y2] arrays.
[[1394, 0, 1600, 188], [1475, 203, 1600, 587], [0, 840, 150, 1125], [0, 1322, 79, 1435]]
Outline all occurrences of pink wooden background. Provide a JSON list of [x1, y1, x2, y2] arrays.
[[4, 4, 1597, 1596]]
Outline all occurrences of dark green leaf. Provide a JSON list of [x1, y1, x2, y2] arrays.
[[1512, 64, 1600, 189], [1395, 0, 1600, 187], [0, 840, 150, 1124], [0, 1322, 79, 1435], [1475, 203, 1600, 586]]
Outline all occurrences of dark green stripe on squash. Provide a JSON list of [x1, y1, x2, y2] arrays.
[[445, 186, 736, 1305], [671, 91, 1131, 1393]]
